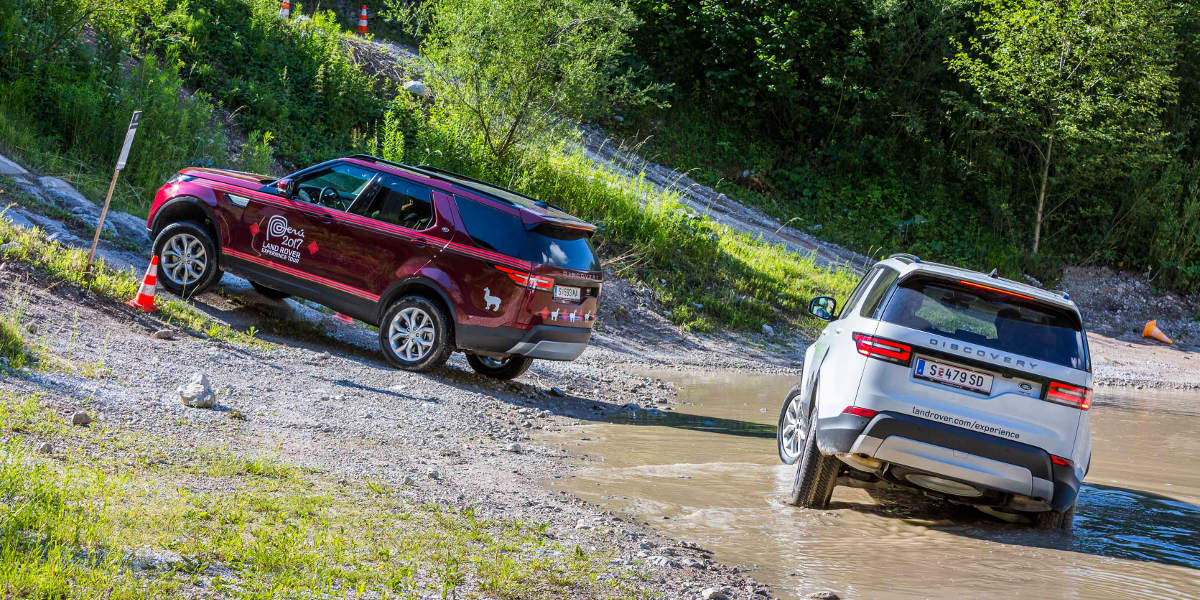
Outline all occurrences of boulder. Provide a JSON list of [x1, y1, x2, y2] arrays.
[[71, 411, 91, 427], [402, 80, 431, 98], [178, 373, 215, 408]]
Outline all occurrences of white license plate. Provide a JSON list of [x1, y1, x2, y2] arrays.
[[913, 357, 994, 394], [554, 285, 581, 301]]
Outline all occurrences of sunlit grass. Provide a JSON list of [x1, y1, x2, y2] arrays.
[[0, 391, 648, 599]]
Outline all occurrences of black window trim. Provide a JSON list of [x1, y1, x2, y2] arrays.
[[353, 167, 439, 233]]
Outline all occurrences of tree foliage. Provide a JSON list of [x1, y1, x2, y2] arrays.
[[948, 0, 1177, 254], [417, 0, 651, 163]]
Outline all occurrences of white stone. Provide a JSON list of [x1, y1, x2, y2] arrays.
[[0, 154, 28, 176], [179, 373, 215, 408]]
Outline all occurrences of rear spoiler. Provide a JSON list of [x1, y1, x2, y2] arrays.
[[527, 217, 597, 234]]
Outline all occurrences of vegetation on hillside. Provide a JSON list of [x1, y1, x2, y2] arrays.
[[620, 0, 1200, 291]]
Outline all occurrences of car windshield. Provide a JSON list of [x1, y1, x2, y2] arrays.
[[881, 275, 1088, 370]]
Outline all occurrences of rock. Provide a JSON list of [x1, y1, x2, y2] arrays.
[[402, 475, 416, 486], [645, 555, 680, 568], [71, 411, 91, 427], [504, 442, 522, 453], [550, 387, 566, 397], [762, 323, 775, 336], [0, 153, 29, 176], [37, 442, 52, 454], [127, 548, 184, 571], [313, 351, 332, 362], [402, 80, 431, 98], [700, 588, 728, 600], [178, 373, 215, 408], [424, 468, 440, 480], [807, 592, 840, 600], [654, 397, 669, 404], [613, 115, 625, 123], [150, 329, 177, 340], [680, 557, 706, 569]]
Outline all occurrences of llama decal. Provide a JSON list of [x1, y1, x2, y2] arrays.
[[483, 288, 501, 311], [550, 308, 561, 321]]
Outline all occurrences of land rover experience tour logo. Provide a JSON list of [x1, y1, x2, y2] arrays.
[[260, 215, 305, 264]]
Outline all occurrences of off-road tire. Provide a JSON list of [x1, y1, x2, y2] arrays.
[[466, 353, 534, 380], [1034, 503, 1076, 531], [379, 296, 452, 372], [249, 280, 290, 300], [788, 417, 841, 508], [777, 384, 808, 465], [152, 221, 222, 297]]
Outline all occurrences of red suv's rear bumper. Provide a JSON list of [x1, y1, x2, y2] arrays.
[[458, 323, 592, 361]]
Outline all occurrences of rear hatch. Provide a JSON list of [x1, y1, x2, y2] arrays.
[[854, 274, 1091, 458], [519, 223, 602, 329]]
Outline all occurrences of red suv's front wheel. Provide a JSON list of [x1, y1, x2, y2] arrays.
[[379, 296, 452, 371]]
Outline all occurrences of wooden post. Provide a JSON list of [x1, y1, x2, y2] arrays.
[[85, 110, 141, 273]]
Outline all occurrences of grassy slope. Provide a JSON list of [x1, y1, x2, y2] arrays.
[[0, 391, 645, 598]]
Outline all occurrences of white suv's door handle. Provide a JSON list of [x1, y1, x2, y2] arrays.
[[835, 328, 844, 334]]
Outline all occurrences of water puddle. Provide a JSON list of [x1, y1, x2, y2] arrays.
[[544, 373, 1200, 599]]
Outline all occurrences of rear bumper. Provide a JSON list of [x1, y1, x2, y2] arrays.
[[817, 410, 1079, 510], [456, 323, 591, 361]]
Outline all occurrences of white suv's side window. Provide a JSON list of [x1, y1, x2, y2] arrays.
[[839, 267, 883, 320], [858, 266, 900, 319]]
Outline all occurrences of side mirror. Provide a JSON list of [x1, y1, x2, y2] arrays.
[[808, 296, 837, 321], [275, 178, 291, 196]]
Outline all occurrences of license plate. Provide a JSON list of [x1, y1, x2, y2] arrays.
[[554, 285, 581, 301], [913, 357, 994, 394]]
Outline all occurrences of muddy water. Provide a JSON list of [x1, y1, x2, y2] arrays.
[[544, 374, 1200, 599]]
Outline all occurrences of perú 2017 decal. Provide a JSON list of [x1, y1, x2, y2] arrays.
[[258, 215, 307, 264]]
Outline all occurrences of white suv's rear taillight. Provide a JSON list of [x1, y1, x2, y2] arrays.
[[1046, 381, 1091, 410], [853, 333, 912, 365], [495, 265, 554, 291]]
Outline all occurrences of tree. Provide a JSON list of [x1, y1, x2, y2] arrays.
[[411, 0, 651, 163], [948, 0, 1177, 254]]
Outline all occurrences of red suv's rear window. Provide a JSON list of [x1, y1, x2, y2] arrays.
[[455, 197, 599, 271], [880, 275, 1089, 370]]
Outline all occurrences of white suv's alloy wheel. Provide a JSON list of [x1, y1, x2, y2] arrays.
[[388, 306, 436, 362], [780, 395, 806, 463], [161, 232, 207, 286]]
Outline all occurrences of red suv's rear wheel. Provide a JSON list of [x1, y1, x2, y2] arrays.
[[466, 353, 533, 380], [379, 296, 452, 371]]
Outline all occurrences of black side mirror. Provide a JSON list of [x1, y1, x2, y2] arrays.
[[808, 296, 837, 321]]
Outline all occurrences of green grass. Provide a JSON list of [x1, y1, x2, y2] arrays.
[[0, 215, 263, 348], [0, 391, 649, 599]]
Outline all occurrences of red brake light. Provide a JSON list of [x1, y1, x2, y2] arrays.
[[842, 406, 878, 418], [495, 265, 554, 291], [1050, 455, 1073, 468], [957, 279, 1035, 301], [1046, 381, 1091, 410], [853, 333, 912, 364]]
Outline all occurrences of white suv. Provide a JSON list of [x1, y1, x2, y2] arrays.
[[777, 254, 1092, 530]]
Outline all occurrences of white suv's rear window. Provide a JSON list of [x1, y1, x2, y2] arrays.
[[881, 276, 1088, 370]]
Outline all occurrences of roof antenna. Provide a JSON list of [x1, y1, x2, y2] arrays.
[[988, 268, 999, 278]]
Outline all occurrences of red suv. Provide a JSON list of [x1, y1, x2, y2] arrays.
[[146, 155, 602, 379]]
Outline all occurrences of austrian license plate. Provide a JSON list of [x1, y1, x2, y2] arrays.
[[913, 357, 994, 394], [554, 285, 581, 301]]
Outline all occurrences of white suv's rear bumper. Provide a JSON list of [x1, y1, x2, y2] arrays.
[[817, 410, 1080, 511], [851, 434, 1055, 500]]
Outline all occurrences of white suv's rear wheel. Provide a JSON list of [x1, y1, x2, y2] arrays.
[[777, 386, 808, 465], [788, 417, 841, 508], [1034, 502, 1076, 531]]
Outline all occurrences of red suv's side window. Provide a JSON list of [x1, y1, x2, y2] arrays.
[[359, 175, 436, 231]]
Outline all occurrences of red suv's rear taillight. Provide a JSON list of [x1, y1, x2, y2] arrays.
[[853, 333, 912, 365], [1046, 381, 1091, 410], [495, 265, 554, 291]]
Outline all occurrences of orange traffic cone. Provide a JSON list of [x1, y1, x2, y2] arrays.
[[279, 0, 290, 19], [1142, 320, 1173, 345], [357, 4, 368, 36], [126, 256, 159, 313]]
